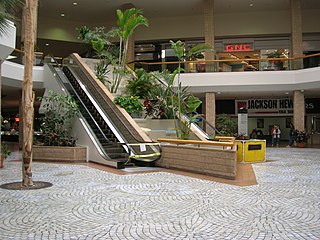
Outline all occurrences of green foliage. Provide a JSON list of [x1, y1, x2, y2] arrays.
[[169, 40, 209, 139], [111, 8, 149, 93], [293, 130, 310, 143], [94, 61, 110, 84], [125, 68, 156, 99], [170, 40, 185, 60], [114, 95, 143, 114], [77, 26, 118, 85], [77, 9, 148, 93], [186, 43, 214, 60], [216, 114, 238, 136], [0, 0, 22, 36], [144, 69, 177, 119], [1, 142, 11, 158], [115, 8, 148, 41], [77, 26, 113, 46], [38, 91, 80, 146]]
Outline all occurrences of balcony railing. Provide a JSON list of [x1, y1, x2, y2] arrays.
[[135, 52, 320, 73]]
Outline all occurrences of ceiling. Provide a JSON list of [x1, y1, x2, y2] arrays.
[[38, 0, 320, 24]]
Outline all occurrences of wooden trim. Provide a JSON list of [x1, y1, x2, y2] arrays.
[[157, 138, 235, 148]]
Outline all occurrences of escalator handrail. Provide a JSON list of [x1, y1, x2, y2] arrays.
[[65, 55, 160, 159], [46, 63, 131, 159]]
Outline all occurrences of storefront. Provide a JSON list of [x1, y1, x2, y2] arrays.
[[216, 98, 320, 144]]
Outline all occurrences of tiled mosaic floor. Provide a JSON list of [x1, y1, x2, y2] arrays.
[[0, 147, 319, 240]]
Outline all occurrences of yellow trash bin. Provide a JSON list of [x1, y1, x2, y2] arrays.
[[236, 139, 266, 163]]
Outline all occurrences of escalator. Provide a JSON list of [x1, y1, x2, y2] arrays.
[[47, 54, 160, 168]]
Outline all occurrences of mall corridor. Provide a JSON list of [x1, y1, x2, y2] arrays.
[[0, 147, 319, 240]]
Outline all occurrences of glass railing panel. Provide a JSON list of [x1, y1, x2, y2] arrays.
[[5, 49, 44, 66]]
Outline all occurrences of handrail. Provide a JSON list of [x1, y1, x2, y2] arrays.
[[136, 53, 320, 66], [65, 54, 161, 161], [69, 54, 148, 143], [46, 59, 130, 161]]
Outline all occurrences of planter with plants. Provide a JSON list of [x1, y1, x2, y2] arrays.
[[34, 90, 87, 162], [266, 51, 284, 70], [0, 142, 11, 168], [293, 130, 310, 147]]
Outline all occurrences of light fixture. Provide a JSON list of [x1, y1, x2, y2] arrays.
[[45, 43, 49, 46], [300, 89, 304, 93], [285, 92, 289, 95], [249, 3, 254, 7], [60, 13, 65, 17], [73, 2, 78, 6], [217, 91, 221, 95]]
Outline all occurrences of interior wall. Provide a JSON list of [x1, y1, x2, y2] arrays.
[[29, 9, 320, 43]]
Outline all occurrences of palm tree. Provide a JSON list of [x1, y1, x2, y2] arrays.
[[21, 0, 38, 186], [0, 0, 22, 35], [111, 8, 148, 93]]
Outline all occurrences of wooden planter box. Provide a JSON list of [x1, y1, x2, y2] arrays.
[[33, 145, 87, 162]]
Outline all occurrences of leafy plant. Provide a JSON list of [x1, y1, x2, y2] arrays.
[[1, 142, 11, 158], [77, 26, 117, 85], [38, 91, 79, 146], [125, 68, 156, 99], [77, 8, 148, 93], [293, 130, 310, 143], [144, 69, 180, 119], [169, 40, 211, 139], [110, 8, 149, 93], [216, 114, 238, 136], [114, 95, 143, 114], [0, 0, 22, 36]]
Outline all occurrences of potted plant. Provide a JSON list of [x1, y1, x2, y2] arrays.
[[266, 51, 284, 70], [1, 142, 11, 168], [293, 130, 310, 147]]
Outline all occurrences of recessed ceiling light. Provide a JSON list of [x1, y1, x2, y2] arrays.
[[285, 92, 289, 95], [45, 43, 49, 46], [249, 3, 254, 7], [73, 2, 78, 6], [60, 13, 65, 17]]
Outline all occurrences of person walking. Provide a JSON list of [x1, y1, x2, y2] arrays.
[[272, 125, 281, 147], [287, 123, 295, 147]]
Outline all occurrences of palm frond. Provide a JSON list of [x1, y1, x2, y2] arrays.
[[0, 0, 23, 36]]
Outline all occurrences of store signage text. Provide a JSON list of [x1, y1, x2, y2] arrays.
[[236, 99, 294, 115], [248, 99, 293, 110], [225, 43, 252, 52]]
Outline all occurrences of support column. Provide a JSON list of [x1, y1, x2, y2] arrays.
[[205, 92, 216, 136], [127, 35, 135, 69], [204, 0, 215, 72], [293, 90, 305, 131], [290, 0, 303, 69]]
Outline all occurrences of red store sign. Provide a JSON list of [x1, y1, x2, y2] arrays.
[[225, 43, 253, 52]]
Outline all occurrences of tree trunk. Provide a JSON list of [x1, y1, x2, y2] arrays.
[[22, 0, 38, 186]]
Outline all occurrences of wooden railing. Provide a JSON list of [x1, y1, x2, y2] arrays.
[[157, 137, 236, 150], [136, 53, 320, 66]]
